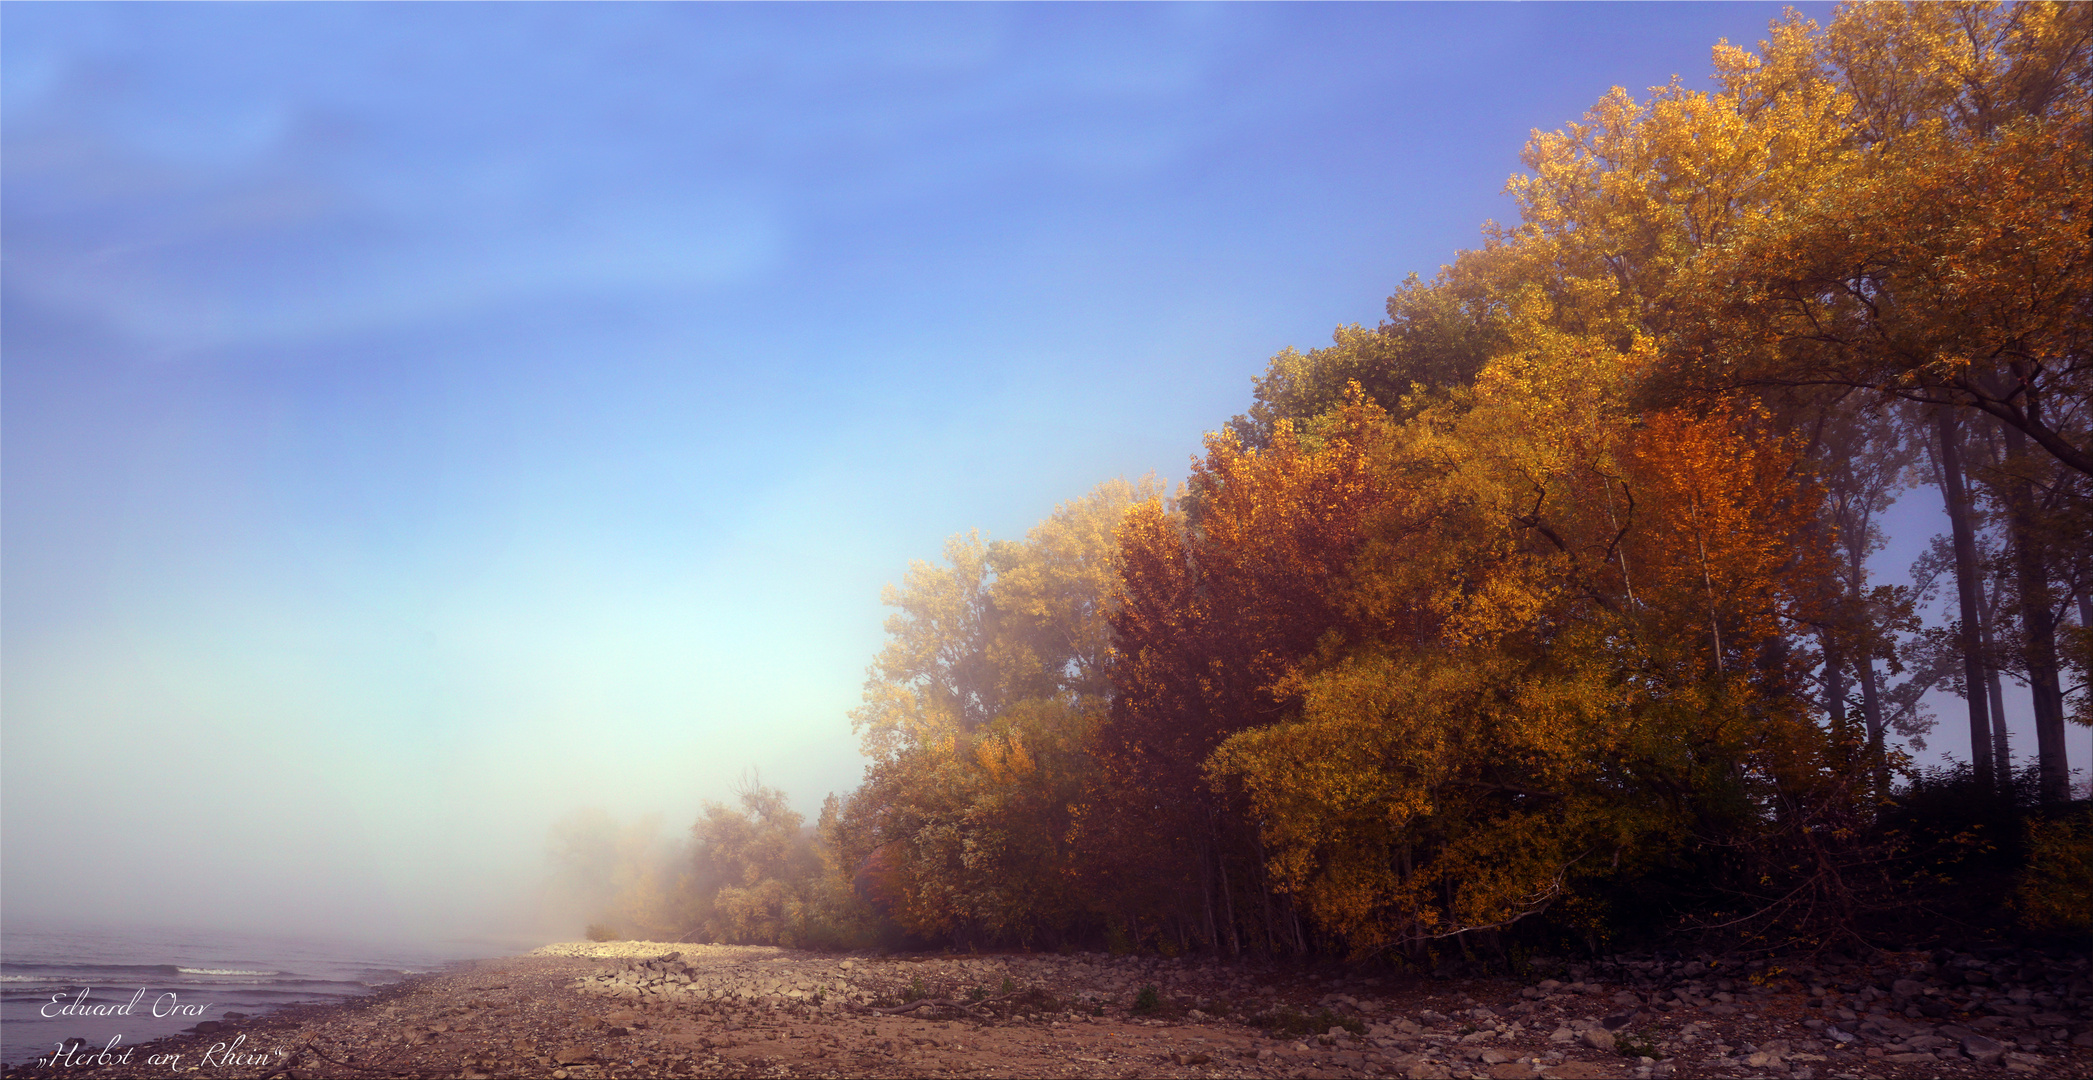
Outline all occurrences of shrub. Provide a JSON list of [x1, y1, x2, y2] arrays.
[[585, 923, 620, 942], [2016, 806, 2093, 933], [1004, 986, 1063, 1014], [1255, 1006, 1364, 1038], [1615, 1030, 1660, 1059]]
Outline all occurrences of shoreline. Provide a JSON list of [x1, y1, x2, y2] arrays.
[[1, 963, 463, 1079], [2, 942, 2086, 1079]]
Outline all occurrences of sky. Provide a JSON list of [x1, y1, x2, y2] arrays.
[[18, 0, 2063, 944]]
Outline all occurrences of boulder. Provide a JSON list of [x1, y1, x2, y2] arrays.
[[1961, 1033, 2006, 1066]]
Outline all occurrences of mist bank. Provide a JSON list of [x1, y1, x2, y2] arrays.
[[582, 3, 2093, 963]]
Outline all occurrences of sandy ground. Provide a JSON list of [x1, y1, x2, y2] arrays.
[[4, 941, 2087, 1079]]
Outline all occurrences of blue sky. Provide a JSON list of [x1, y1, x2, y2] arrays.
[[10, 1, 1976, 937]]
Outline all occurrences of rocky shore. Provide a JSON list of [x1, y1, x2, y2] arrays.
[[3, 941, 2086, 1079]]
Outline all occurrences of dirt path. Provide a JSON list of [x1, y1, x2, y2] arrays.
[[5, 942, 2087, 1079]]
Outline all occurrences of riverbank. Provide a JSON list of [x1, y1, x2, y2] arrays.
[[3, 941, 2087, 1079], [0, 925, 497, 1070]]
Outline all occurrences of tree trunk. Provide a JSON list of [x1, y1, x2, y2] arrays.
[[1858, 653, 1886, 776], [1841, 515, 1889, 787], [1821, 632, 1849, 735], [1971, 414, 2016, 789], [1997, 423, 2070, 803], [1977, 584, 2013, 787], [1255, 831, 1278, 956], [1200, 842, 1218, 955], [1936, 410, 1997, 787]]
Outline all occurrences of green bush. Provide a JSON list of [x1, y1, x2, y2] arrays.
[[1255, 1006, 1364, 1038], [1132, 985, 1160, 1014], [1615, 1030, 1660, 1059]]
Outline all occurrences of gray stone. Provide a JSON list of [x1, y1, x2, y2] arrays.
[[1581, 1028, 1617, 1052], [1961, 1032, 2006, 1065]]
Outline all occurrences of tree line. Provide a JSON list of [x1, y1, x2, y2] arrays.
[[558, 2, 2091, 957]]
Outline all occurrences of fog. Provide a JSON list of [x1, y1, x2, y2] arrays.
[[26, 1, 2025, 950]]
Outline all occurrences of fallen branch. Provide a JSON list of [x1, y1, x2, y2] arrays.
[[861, 990, 1021, 1019]]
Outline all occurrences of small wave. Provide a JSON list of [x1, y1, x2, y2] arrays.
[[175, 968, 279, 977], [228, 989, 363, 1000], [0, 963, 183, 976]]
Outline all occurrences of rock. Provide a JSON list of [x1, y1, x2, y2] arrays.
[[1544, 1062, 1618, 1079], [552, 1046, 596, 1065], [1961, 1033, 2006, 1065], [1581, 1028, 1617, 1052], [1884, 1052, 1937, 1063], [1602, 1011, 1637, 1030]]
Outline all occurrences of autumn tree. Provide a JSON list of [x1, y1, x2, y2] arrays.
[[836, 478, 1161, 946], [545, 809, 691, 942], [821, 0, 2082, 956], [1622, 2, 2089, 800]]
